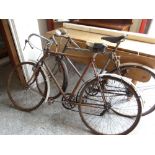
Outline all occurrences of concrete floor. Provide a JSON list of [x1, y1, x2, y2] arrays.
[[0, 63, 90, 135], [0, 62, 155, 135]]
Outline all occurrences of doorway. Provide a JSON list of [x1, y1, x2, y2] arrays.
[[0, 19, 20, 67], [0, 20, 10, 66], [0, 19, 26, 93], [0, 19, 27, 84]]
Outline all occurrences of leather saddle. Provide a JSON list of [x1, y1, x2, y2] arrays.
[[101, 35, 126, 43]]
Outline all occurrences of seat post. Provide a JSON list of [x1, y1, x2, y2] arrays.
[[92, 53, 98, 62], [112, 41, 121, 53]]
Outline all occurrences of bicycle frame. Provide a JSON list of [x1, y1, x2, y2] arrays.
[[25, 33, 121, 103], [57, 35, 120, 82], [35, 49, 107, 103]]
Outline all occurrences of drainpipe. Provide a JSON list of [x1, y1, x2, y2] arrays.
[[139, 19, 148, 33]]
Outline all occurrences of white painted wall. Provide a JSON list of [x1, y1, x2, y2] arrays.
[[38, 19, 48, 35], [37, 19, 48, 48], [9, 19, 47, 62], [148, 20, 155, 37], [9, 19, 48, 82]]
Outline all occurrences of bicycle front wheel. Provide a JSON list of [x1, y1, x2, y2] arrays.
[[43, 55, 68, 100], [78, 75, 142, 135], [111, 64, 155, 116], [7, 62, 48, 112]]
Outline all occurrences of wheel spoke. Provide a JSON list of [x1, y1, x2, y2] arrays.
[[7, 62, 47, 111], [78, 76, 141, 135], [112, 65, 155, 116]]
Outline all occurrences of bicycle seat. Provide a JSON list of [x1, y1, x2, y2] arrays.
[[87, 42, 107, 53], [101, 35, 126, 43]]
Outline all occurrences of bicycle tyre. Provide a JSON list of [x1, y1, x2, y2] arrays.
[[111, 63, 155, 116], [39, 56, 68, 100], [78, 74, 142, 135], [7, 61, 48, 112]]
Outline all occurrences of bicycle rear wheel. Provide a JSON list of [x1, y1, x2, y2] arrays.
[[111, 64, 155, 116], [7, 62, 48, 112], [43, 55, 68, 100], [78, 75, 142, 135]]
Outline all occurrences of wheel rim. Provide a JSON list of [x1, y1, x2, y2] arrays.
[[112, 65, 155, 116], [78, 77, 141, 135], [7, 62, 47, 111], [43, 56, 68, 100]]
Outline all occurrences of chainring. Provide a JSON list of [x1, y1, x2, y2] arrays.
[[62, 93, 76, 110]]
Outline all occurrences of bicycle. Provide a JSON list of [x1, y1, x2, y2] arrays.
[[7, 33, 142, 135], [53, 28, 155, 116]]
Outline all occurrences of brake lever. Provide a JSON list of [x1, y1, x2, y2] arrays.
[[23, 40, 28, 51], [23, 39, 34, 51]]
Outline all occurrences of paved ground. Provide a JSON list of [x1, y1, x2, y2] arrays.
[[0, 62, 155, 135]]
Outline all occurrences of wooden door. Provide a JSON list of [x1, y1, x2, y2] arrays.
[[0, 19, 25, 83]]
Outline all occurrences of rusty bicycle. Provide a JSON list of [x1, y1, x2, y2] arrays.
[[7, 33, 142, 135], [53, 28, 155, 116]]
